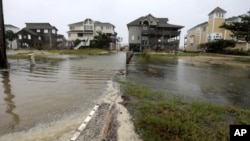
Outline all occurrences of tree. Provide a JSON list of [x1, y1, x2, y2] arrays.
[[92, 32, 112, 48], [73, 39, 81, 47], [5, 30, 15, 49], [220, 14, 250, 42]]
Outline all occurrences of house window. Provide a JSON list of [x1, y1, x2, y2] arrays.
[[142, 40, 148, 45], [68, 33, 71, 37], [143, 26, 148, 30], [195, 28, 200, 36], [18, 34, 22, 39], [28, 35, 31, 40], [38, 36, 41, 40], [23, 35, 27, 39], [132, 35, 135, 41], [70, 26, 75, 30], [52, 29, 56, 34], [77, 33, 83, 37], [44, 29, 48, 33], [189, 36, 194, 45], [37, 29, 40, 32], [84, 25, 93, 30], [203, 26, 206, 31]]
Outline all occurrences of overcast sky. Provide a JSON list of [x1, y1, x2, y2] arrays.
[[3, 0, 250, 46]]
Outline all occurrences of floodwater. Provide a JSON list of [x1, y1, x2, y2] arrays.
[[0, 52, 126, 141], [1, 52, 250, 140], [127, 55, 250, 108]]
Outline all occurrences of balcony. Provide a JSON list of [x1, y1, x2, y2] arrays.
[[83, 25, 94, 33], [142, 30, 180, 36]]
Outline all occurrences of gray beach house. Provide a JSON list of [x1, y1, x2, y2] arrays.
[[127, 14, 183, 52]]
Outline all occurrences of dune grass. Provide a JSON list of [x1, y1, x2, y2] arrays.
[[7, 53, 64, 62], [234, 57, 250, 63], [7, 48, 110, 61], [120, 82, 250, 141], [47, 48, 109, 55]]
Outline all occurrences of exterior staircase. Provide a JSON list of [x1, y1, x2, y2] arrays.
[[74, 38, 90, 50]]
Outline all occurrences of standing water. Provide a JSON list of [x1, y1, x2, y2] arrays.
[[0, 52, 126, 141], [126, 55, 250, 108]]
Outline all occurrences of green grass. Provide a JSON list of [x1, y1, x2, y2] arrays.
[[121, 82, 250, 141], [234, 57, 250, 63], [141, 49, 178, 64]]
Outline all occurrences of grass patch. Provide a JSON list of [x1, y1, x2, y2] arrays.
[[234, 57, 250, 63], [141, 49, 178, 64], [48, 48, 109, 55], [120, 82, 250, 141], [7, 53, 64, 62]]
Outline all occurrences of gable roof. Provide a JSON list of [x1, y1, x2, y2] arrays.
[[208, 7, 226, 15], [127, 14, 183, 29], [16, 28, 39, 36], [25, 23, 58, 31], [188, 22, 208, 31], [94, 21, 115, 27], [5, 24, 19, 29], [68, 19, 115, 27]]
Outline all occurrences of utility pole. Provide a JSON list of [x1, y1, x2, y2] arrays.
[[0, 0, 9, 69]]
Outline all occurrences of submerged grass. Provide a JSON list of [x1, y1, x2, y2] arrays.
[[141, 49, 178, 64], [7, 52, 64, 62], [7, 48, 109, 61], [48, 48, 109, 55], [234, 57, 250, 63], [121, 82, 250, 141]]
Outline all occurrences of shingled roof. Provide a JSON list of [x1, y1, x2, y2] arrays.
[[68, 19, 115, 27], [208, 7, 226, 15], [16, 28, 39, 36], [188, 22, 208, 31], [25, 23, 58, 31], [5, 24, 19, 29], [127, 14, 183, 29]]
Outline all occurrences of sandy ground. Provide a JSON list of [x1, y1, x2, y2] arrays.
[[179, 55, 250, 68], [73, 81, 141, 141]]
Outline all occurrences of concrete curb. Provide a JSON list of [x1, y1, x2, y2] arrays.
[[70, 104, 100, 141]]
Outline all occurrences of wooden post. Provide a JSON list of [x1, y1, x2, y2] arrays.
[[0, 0, 9, 69]]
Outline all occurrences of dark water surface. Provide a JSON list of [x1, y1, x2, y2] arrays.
[[127, 55, 250, 108]]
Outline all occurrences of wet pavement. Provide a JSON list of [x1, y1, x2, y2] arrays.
[[0, 51, 126, 141]]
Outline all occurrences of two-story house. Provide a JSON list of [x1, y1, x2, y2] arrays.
[[67, 18, 116, 49], [5, 24, 20, 49], [185, 7, 249, 52], [127, 14, 183, 52], [16, 23, 58, 48]]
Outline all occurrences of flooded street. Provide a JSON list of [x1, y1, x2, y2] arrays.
[[127, 55, 250, 108], [0, 52, 126, 141], [1, 52, 250, 140]]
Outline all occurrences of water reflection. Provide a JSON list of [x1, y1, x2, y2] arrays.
[[127, 57, 250, 108], [1, 71, 20, 130]]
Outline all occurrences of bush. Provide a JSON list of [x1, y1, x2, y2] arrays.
[[198, 39, 236, 53], [222, 49, 250, 56]]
